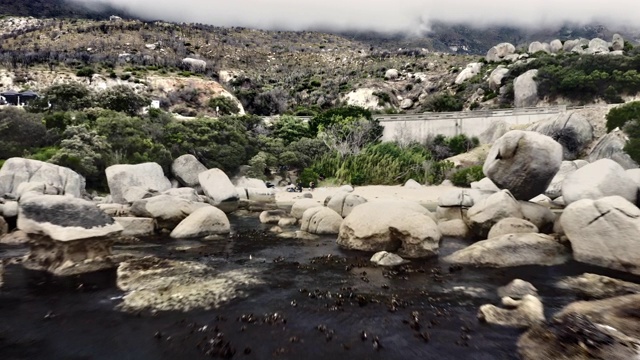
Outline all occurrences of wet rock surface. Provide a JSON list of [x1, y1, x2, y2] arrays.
[[1, 216, 640, 359]]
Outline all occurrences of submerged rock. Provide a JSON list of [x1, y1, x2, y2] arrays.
[[444, 233, 570, 267], [557, 273, 640, 300], [498, 279, 538, 299], [478, 295, 545, 328], [518, 294, 640, 360], [370, 251, 408, 267], [117, 256, 263, 312]]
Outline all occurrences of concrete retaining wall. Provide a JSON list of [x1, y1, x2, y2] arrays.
[[377, 106, 567, 142]]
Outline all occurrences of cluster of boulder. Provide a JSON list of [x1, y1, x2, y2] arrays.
[[485, 34, 626, 63], [0, 154, 276, 275]]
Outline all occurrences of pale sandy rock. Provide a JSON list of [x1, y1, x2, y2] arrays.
[[162, 187, 200, 202], [438, 219, 470, 238], [233, 176, 267, 189], [18, 195, 122, 241], [527, 112, 594, 160], [290, 198, 323, 219], [588, 129, 638, 169], [612, 34, 624, 51], [471, 177, 500, 192], [466, 190, 524, 238], [170, 206, 230, 238], [513, 70, 539, 108], [488, 66, 509, 91], [484, 130, 563, 200], [487, 217, 538, 239], [549, 39, 563, 53], [130, 195, 210, 229], [198, 168, 239, 213], [300, 207, 343, 235], [0, 158, 85, 198], [561, 196, 640, 275], [562, 159, 638, 205], [325, 191, 367, 217], [0, 200, 18, 217], [259, 210, 288, 224], [455, 62, 482, 84], [518, 201, 556, 233], [114, 217, 155, 237], [171, 154, 207, 187], [444, 233, 569, 267], [337, 200, 441, 258], [370, 251, 408, 266], [277, 217, 297, 227], [0, 229, 30, 245], [498, 279, 538, 299], [384, 69, 399, 80], [106, 163, 171, 204], [404, 179, 422, 189], [485, 43, 516, 62], [479, 295, 544, 328]]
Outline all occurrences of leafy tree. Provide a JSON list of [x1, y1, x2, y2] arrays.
[[0, 107, 48, 159], [271, 115, 311, 145], [308, 106, 372, 136], [95, 85, 149, 116], [208, 95, 240, 116], [30, 82, 93, 112], [49, 125, 111, 186]]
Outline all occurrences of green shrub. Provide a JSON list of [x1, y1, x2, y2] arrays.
[[208, 96, 240, 115], [424, 94, 463, 112], [76, 66, 95, 78], [450, 165, 484, 187], [606, 101, 640, 132]]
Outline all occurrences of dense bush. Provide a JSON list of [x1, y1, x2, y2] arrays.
[[0, 107, 49, 158], [208, 95, 240, 116], [95, 85, 150, 116], [606, 101, 640, 132], [309, 142, 452, 185], [450, 165, 484, 187], [505, 53, 640, 103], [426, 134, 480, 160], [270, 115, 311, 145], [423, 94, 464, 112]]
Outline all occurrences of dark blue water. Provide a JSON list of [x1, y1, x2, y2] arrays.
[[1, 215, 639, 360]]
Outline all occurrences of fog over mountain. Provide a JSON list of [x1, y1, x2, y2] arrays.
[[71, 0, 638, 33]]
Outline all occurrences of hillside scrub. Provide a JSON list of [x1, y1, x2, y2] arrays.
[[606, 101, 640, 132], [504, 53, 640, 104]]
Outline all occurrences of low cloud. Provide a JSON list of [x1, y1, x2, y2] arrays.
[[73, 0, 639, 33]]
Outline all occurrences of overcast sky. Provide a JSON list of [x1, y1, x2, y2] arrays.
[[75, 1, 637, 33]]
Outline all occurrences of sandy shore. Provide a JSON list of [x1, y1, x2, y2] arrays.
[[274, 184, 462, 208]]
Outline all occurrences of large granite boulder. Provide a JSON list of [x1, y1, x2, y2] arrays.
[[561, 196, 640, 275], [484, 130, 563, 200], [518, 201, 556, 233], [0, 158, 85, 198], [487, 217, 538, 239], [518, 294, 640, 360], [588, 129, 638, 169], [290, 198, 323, 219], [18, 195, 123, 275], [130, 195, 210, 229], [233, 176, 267, 189], [466, 190, 523, 238], [114, 217, 155, 237], [444, 233, 570, 267], [513, 70, 539, 108], [479, 119, 509, 144], [587, 38, 610, 54], [198, 168, 239, 213], [544, 160, 585, 199], [612, 33, 624, 51], [106, 163, 171, 204], [162, 187, 201, 202], [487, 66, 509, 91], [549, 39, 563, 53], [171, 154, 207, 188], [170, 206, 230, 239], [300, 207, 342, 235], [18, 195, 122, 241], [562, 159, 638, 205], [527, 112, 594, 160], [325, 191, 367, 217], [485, 43, 516, 62], [337, 200, 441, 258], [528, 41, 550, 54], [455, 62, 482, 84]]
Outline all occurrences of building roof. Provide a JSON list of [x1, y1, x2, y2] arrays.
[[1, 90, 19, 96], [19, 90, 39, 97]]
